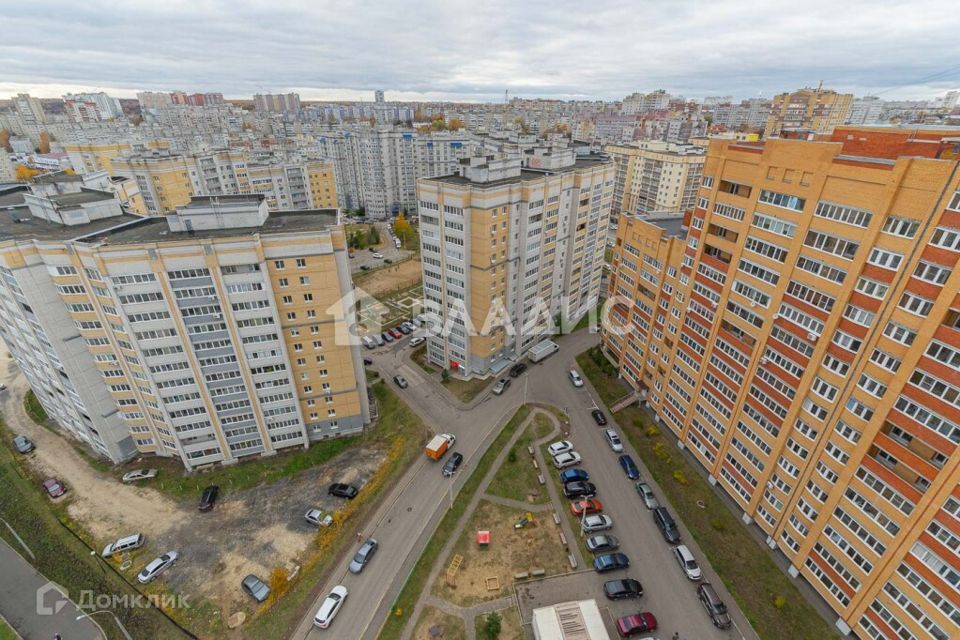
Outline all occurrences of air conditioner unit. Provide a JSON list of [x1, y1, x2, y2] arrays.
[[807, 332, 819, 341], [750, 300, 757, 308], [760, 356, 770, 365], [213, 313, 222, 319], [772, 313, 780, 320]]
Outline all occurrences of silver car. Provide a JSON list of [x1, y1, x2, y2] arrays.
[[582, 514, 613, 532], [635, 482, 659, 509], [349, 538, 379, 573], [122, 469, 158, 483], [604, 429, 624, 452], [137, 551, 178, 584]]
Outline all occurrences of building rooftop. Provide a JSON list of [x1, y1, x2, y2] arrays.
[[429, 153, 610, 188], [73, 208, 339, 246], [0, 210, 143, 243], [648, 216, 688, 239], [42, 190, 117, 209]]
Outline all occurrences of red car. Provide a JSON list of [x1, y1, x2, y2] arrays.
[[570, 499, 604, 516], [616, 612, 657, 637], [389, 328, 403, 339], [42, 478, 67, 498]]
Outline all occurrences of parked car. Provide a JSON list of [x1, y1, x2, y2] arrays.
[[329, 483, 359, 499], [349, 538, 379, 574], [508, 362, 528, 377], [313, 585, 348, 628], [653, 506, 681, 544], [547, 440, 574, 456], [568, 370, 584, 387], [559, 468, 589, 483], [198, 485, 219, 512], [242, 574, 271, 603], [13, 435, 34, 454], [635, 482, 659, 509], [372, 252, 384, 259], [570, 499, 604, 516], [563, 480, 597, 499], [374, 333, 385, 346], [363, 357, 374, 366], [361, 335, 376, 349], [594, 552, 630, 573], [42, 478, 67, 499], [389, 328, 403, 339], [615, 612, 657, 637], [381, 331, 394, 343], [122, 469, 158, 483], [398, 323, 412, 335], [552, 451, 582, 469], [401, 321, 415, 332], [492, 378, 511, 395], [591, 409, 608, 426], [102, 533, 145, 557], [604, 429, 623, 452], [618, 454, 640, 480], [603, 578, 643, 600], [698, 583, 732, 629], [137, 551, 178, 584], [586, 534, 619, 553], [409, 336, 425, 347], [673, 544, 703, 581], [0, 383, 6, 392], [394, 375, 408, 389], [360, 265, 370, 271], [581, 514, 613, 533], [442, 452, 464, 477]]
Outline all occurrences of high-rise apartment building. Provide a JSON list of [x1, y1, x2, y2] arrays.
[[136, 91, 175, 111], [374, 90, 385, 103], [418, 147, 613, 377], [0, 152, 14, 182], [846, 97, 885, 126], [111, 152, 193, 214], [62, 92, 123, 121], [254, 93, 302, 114], [765, 87, 854, 138], [63, 140, 170, 176], [0, 194, 369, 468], [603, 131, 960, 639], [12, 93, 45, 125]]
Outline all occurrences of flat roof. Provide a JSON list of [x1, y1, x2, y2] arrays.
[[45, 190, 116, 208], [648, 216, 688, 239], [429, 154, 611, 188], [74, 208, 339, 246], [0, 211, 143, 243]]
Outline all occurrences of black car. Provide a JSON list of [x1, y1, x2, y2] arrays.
[[653, 506, 681, 544], [603, 578, 644, 600], [508, 363, 528, 378], [442, 452, 464, 477], [563, 480, 597, 499], [591, 409, 608, 426], [198, 485, 219, 512], [328, 483, 359, 499], [363, 357, 373, 366]]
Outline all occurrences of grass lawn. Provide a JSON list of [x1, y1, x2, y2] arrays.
[[487, 413, 555, 504], [245, 380, 430, 639], [474, 607, 522, 640], [0, 418, 189, 640], [0, 616, 19, 640], [410, 345, 437, 376], [569, 298, 605, 333], [379, 406, 531, 640], [441, 375, 492, 404], [23, 390, 48, 425], [412, 605, 465, 640], [576, 346, 632, 408], [575, 349, 839, 640]]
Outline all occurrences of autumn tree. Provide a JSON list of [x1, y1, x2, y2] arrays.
[[393, 213, 414, 247], [16, 165, 41, 182], [0, 129, 10, 152], [38, 131, 50, 154], [448, 118, 464, 130]]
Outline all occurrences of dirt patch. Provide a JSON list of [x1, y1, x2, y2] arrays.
[[413, 605, 466, 640], [432, 500, 569, 607], [355, 258, 422, 297]]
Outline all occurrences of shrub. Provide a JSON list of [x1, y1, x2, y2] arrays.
[[644, 425, 660, 437], [653, 441, 670, 462], [483, 612, 502, 639], [507, 449, 518, 463], [441, 370, 450, 383], [773, 595, 787, 609], [710, 519, 727, 532], [672, 470, 688, 485]]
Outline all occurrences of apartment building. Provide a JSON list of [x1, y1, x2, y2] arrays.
[[418, 147, 613, 377], [12, 93, 45, 125], [0, 194, 369, 468], [63, 140, 170, 176], [606, 142, 705, 242], [111, 152, 193, 215], [603, 132, 960, 639], [246, 160, 338, 210], [254, 93, 302, 114], [765, 87, 854, 138]]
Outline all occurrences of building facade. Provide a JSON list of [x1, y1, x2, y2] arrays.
[[254, 93, 302, 114], [603, 133, 960, 639], [0, 194, 369, 468], [765, 88, 854, 138], [418, 148, 613, 377]]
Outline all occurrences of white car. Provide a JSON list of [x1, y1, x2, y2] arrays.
[[604, 429, 624, 453], [137, 550, 178, 584], [673, 544, 703, 581], [313, 585, 348, 628], [568, 370, 584, 387], [547, 440, 574, 456], [372, 252, 384, 259], [409, 336, 425, 347], [305, 508, 332, 527], [552, 451, 582, 469], [582, 514, 613, 532], [122, 469, 158, 483]]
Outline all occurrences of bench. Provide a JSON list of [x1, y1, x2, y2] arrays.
[[527, 446, 535, 456], [558, 532, 567, 548], [552, 512, 561, 525], [531, 568, 546, 577], [513, 571, 530, 580], [568, 554, 578, 569], [537, 474, 545, 485]]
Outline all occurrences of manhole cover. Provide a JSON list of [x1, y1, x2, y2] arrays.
[[407, 506, 413, 512]]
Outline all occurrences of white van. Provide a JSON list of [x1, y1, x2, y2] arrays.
[[102, 533, 145, 557], [361, 335, 376, 349]]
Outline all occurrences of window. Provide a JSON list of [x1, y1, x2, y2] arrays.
[[883, 322, 916, 346], [881, 216, 920, 238], [930, 226, 960, 250], [867, 248, 903, 270], [752, 213, 797, 238], [855, 277, 889, 299], [843, 304, 875, 326], [804, 230, 859, 260], [296, 258, 307, 268], [759, 189, 805, 211], [898, 292, 934, 317], [274, 260, 285, 270], [815, 201, 873, 227], [913, 261, 951, 285]]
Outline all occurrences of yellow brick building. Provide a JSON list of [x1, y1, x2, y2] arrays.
[[765, 87, 854, 138]]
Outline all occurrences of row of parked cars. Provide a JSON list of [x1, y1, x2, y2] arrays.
[[362, 316, 428, 350]]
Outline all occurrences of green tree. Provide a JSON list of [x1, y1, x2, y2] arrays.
[[356, 206, 367, 218], [367, 224, 380, 245], [483, 612, 502, 639]]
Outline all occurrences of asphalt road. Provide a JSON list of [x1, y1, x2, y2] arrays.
[[0, 528, 105, 640], [293, 328, 757, 640]]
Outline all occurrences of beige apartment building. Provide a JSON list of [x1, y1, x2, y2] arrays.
[[417, 147, 613, 377], [63, 140, 170, 175], [603, 131, 960, 639], [765, 87, 854, 138], [0, 194, 369, 468]]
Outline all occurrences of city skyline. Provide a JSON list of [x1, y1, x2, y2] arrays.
[[3, 0, 960, 103]]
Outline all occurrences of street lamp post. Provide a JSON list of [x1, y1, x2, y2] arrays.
[[77, 609, 133, 640]]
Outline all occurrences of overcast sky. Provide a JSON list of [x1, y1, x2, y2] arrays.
[[3, 0, 959, 102]]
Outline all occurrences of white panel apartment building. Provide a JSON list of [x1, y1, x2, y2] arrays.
[[417, 147, 614, 377], [0, 195, 369, 468]]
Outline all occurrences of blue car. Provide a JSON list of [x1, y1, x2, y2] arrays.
[[560, 468, 589, 483], [593, 552, 630, 573], [618, 454, 640, 480]]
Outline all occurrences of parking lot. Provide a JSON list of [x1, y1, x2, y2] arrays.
[[515, 571, 636, 638]]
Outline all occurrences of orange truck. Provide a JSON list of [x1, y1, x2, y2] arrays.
[[425, 433, 456, 460]]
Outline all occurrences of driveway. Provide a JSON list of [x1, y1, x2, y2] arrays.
[[0, 538, 104, 640]]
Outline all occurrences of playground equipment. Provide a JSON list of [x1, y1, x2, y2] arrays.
[[514, 511, 535, 529], [445, 553, 464, 587]]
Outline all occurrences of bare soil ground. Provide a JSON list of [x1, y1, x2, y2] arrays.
[[413, 605, 466, 640], [5, 376, 387, 621], [432, 500, 569, 607]]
